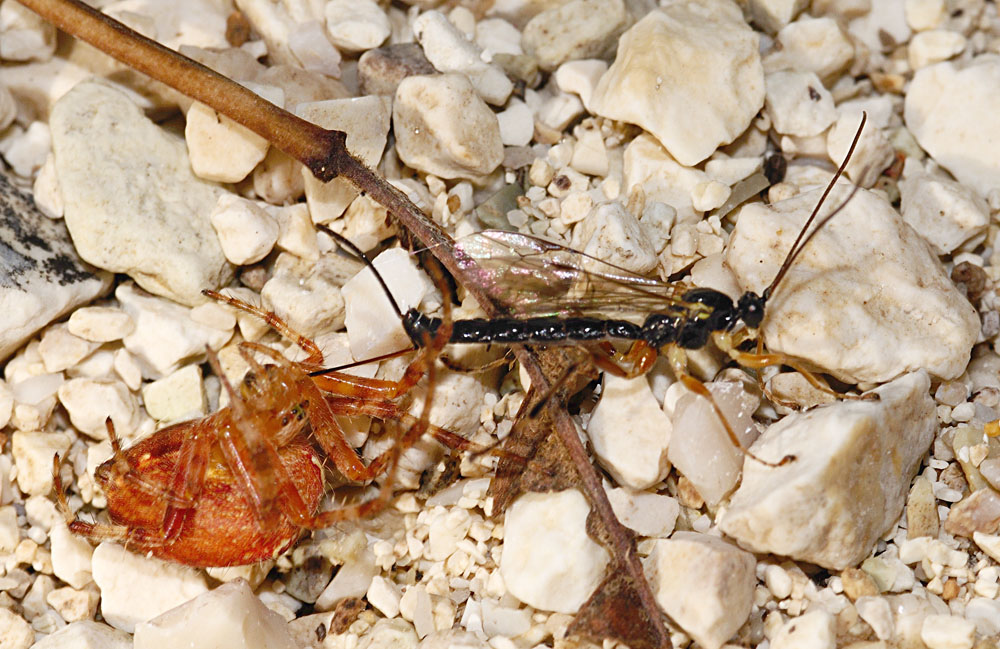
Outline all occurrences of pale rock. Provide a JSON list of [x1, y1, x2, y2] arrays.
[[0, 0, 55, 62], [358, 43, 437, 97], [2, 121, 51, 178], [92, 542, 209, 633], [113, 349, 143, 392], [325, 0, 390, 52], [325, 247, 425, 358], [480, 598, 530, 638], [921, 615, 975, 649], [747, 0, 808, 33], [0, 82, 14, 131], [50, 82, 231, 306], [414, 629, 488, 649], [337, 194, 393, 252], [944, 488, 1000, 537], [900, 172, 989, 255], [623, 133, 711, 222], [772, 17, 854, 82], [965, 598, 1000, 637], [47, 587, 99, 622], [496, 101, 534, 147], [0, 506, 17, 552], [189, 302, 236, 332], [297, 96, 391, 224], [536, 91, 585, 132], [230, 0, 298, 65], [570, 202, 658, 275], [367, 576, 402, 618], [314, 545, 377, 609], [973, 531, 1000, 563], [569, 126, 608, 177], [360, 619, 418, 649], [9, 371, 61, 432], [117, 283, 233, 378], [905, 0, 946, 30], [771, 610, 835, 649], [142, 365, 205, 423], [668, 380, 758, 505], [186, 83, 283, 183], [31, 621, 130, 649], [67, 307, 134, 343], [849, 0, 911, 53], [827, 109, 895, 188], [102, 0, 230, 50], [500, 490, 609, 613], [605, 486, 679, 537], [39, 324, 99, 374], [134, 579, 296, 649], [719, 372, 935, 569], [856, 596, 894, 640], [644, 532, 755, 649], [0, 608, 33, 649], [905, 57, 1000, 197], [394, 74, 504, 180], [908, 30, 966, 69], [12, 430, 72, 495], [412, 11, 513, 106], [259, 253, 352, 339], [727, 185, 978, 383], [765, 71, 837, 137], [287, 20, 342, 78], [553, 59, 607, 110], [521, 0, 627, 71], [253, 148, 304, 205], [57, 378, 140, 440], [268, 203, 318, 260], [588, 374, 672, 489], [398, 584, 434, 638], [475, 18, 523, 57], [0, 380, 12, 430], [591, 2, 764, 166], [0, 173, 111, 364], [33, 153, 63, 219], [50, 523, 94, 590], [691, 180, 730, 212], [209, 194, 279, 265]]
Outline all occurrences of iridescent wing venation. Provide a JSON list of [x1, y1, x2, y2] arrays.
[[452, 230, 688, 320]]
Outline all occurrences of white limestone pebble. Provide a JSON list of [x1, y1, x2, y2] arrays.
[[50, 523, 94, 590], [622, 134, 712, 222], [905, 56, 1000, 198], [500, 489, 610, 614], [719, 371, 935, 570], [57, 378, 140, 440], [770, 609, 835, 649], [324, 0, 390, 52], [521, 0, 628, 71], [590, 3, 764, 166], [571, 202, 658, 275], [0, 0, 56, 62], [141, 364, 205, 423], [644, 532, 755, 649], [11, 430, 72, 495], [496, 101, 534, 147], [185, 83, 283, 183], [393, 74, 504, 180], [605, 486, 679, 538], [258, 252, 349, 339], [0, 505, 17, 552], [117, 283, 233, 378], [667, 380, 758, 506], [38, 324, 99, 374], [900, 171, 989, 255], [31, 621, 130, 649], [554, 60, 608, 111], [92, 542, 209, 633], [770, 17, 854, 82], [296, 96, 391, 225], [67, 307, 134, 343], [47, 586, 100, 622], [726, 185, 978, 383], [209, 194, 279, 265], [908, 30, 966, 69], [587, 374, 672, 489], [747, 0, 807, 33], [133, 579, 297, 649], [765, 70, 837, 137], [50, 81, 232, 306], [342, 247, 431, 360], [413, 11, 513, 106], [0, 608, 33, 649], [367, 576, 402, 618], [921, 615, 976, 649]]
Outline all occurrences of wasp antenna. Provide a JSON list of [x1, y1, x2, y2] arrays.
[[317, 224, 405, 321], [764, 111, 867, 300]]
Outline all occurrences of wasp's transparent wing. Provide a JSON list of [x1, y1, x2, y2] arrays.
[[452, 230, 688, 320]]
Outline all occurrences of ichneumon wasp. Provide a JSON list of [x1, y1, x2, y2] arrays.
[[321, 114, 868, 466]]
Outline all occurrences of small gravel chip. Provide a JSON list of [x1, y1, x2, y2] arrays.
[[920, 614, 975, 649]]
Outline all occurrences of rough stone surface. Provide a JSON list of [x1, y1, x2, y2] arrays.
[[764, 70, 837, 137], [719, 371, 936, 570], [900, 170, 990, 255], [905, 56, 1000, 198], [133, 579, 297, 649], [521, 0, 627, 71], [358, 43, 436, 97], [727, 184, 978, 383], [500, 490, 609, 614], [393, 74, 504, 180], [644, 532, 756, 649], [0, 171, 112, 363], [590, 2, 764, 166], [50, 81, 232, 306], [30, 621, 131, 649]]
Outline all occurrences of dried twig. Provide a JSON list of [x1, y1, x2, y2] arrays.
[[16, 2, 671, 645]]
